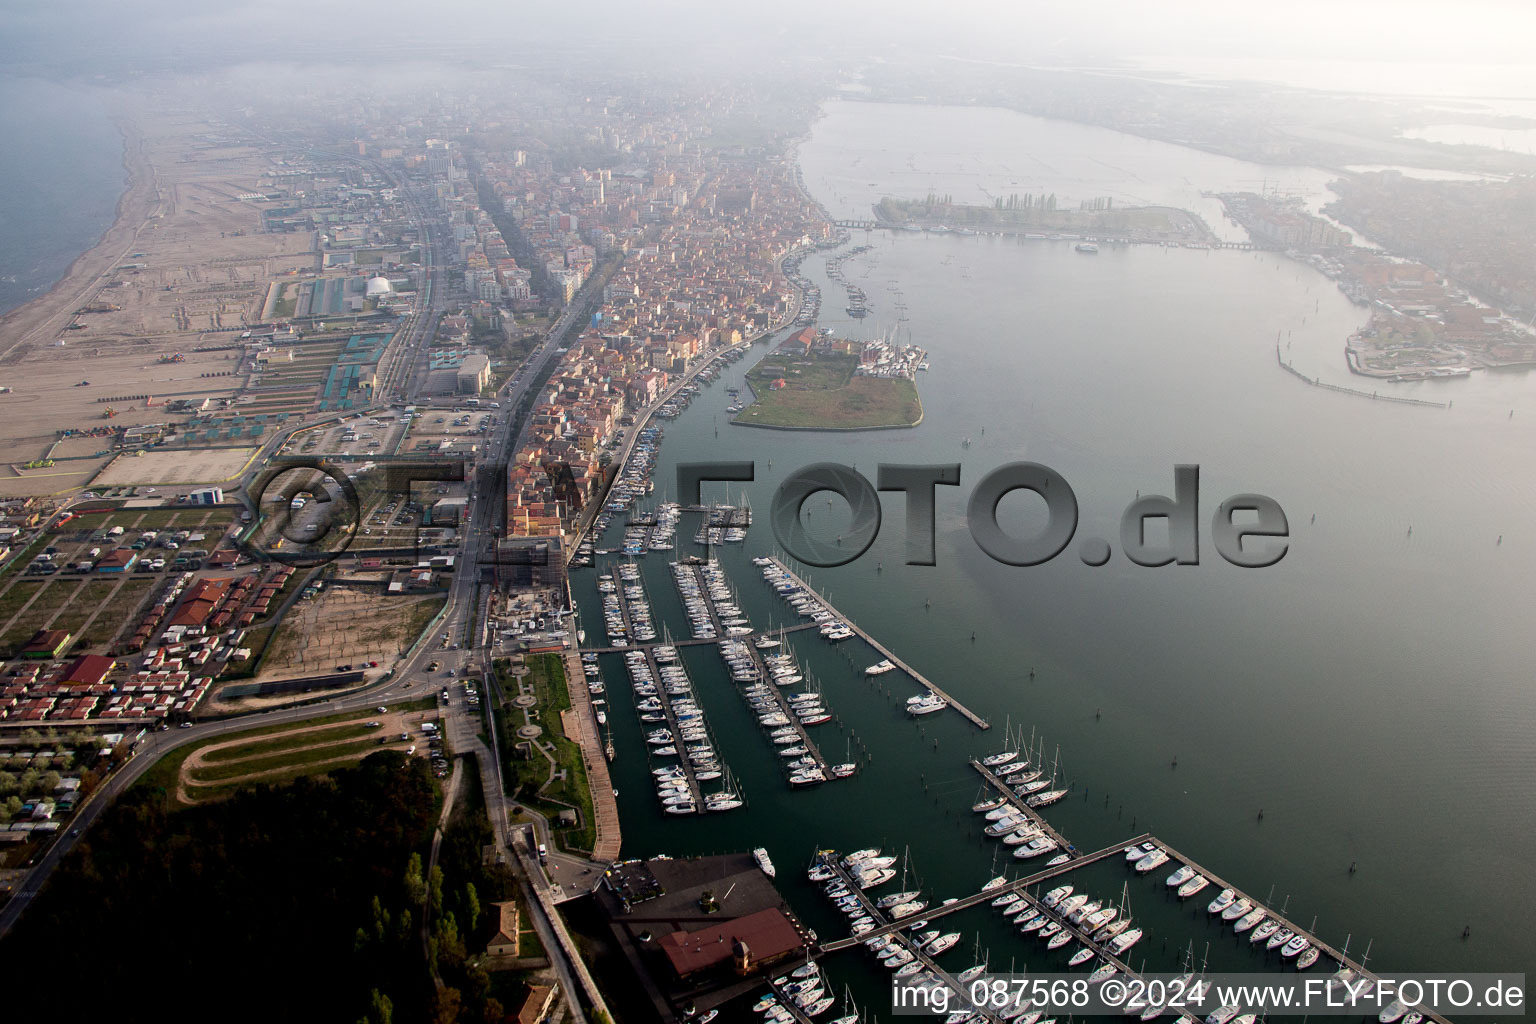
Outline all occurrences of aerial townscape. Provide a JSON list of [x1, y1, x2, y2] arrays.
[[0, 5, 1533, 1024]]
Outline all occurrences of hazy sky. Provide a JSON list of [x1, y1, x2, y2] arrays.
[[4, 0, 1536, 80]]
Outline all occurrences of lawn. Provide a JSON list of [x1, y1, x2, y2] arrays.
[[135, 698, 435, 806], [0, 580, 86, 657], [199, 721, 379, 763], [494, 654, 596, 854], [187, 735, 390, 784], [735, 372, 922, 430]]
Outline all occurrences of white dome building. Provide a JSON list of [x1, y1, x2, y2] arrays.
[[365, 276, 393, 298]]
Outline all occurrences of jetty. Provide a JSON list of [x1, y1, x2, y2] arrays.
[[970, 758, 1079, 859], [763, 557, 990, 730]]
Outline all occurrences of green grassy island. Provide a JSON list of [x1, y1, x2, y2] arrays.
[[734, 332, 924, 430]]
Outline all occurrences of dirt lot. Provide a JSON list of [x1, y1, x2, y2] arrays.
[[0, 108, 317, 497], [92, 447, 258, 486], [255, 585, 443, 681]]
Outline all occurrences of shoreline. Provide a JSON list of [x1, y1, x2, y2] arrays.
[[0, 112, 157, 361]]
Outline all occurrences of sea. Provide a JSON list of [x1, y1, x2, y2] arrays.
[[0, 77, 125, 319], [573, 100, 1536, 1016], [7, 68, 1534, 1017]]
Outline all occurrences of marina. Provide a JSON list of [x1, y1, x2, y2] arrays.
[[757, 556, 990, 730], [674, 560, 850, 786], [969, 757, 1078, 859]]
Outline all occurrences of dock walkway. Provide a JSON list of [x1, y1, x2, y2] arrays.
[[817, 835, 1145, 953], [1150, 839, 1454, 1024], [762, 557, 989, 729], [970, 759, 1078, 860], [559, 651, 621, 861], [678, 563, 840, 782]]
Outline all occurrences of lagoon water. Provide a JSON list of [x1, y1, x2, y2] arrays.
[[575, 100, 1536, 1013]]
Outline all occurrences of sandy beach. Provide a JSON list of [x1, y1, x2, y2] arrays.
[[0, 114, 158, 363]]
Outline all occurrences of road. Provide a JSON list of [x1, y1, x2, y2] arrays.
[[0, 189, 602, 940]]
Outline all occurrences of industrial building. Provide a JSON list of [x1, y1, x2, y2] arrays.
[[456, 352, 491, 394]]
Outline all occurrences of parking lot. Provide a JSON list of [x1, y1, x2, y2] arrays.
[[281, 412, 409, 459], [398, 403, 499, 458]]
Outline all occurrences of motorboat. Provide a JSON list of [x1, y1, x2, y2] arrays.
[[1177, 875, 1210, 899], [1165, 865, 1196, 888], [1207, 888, 1236, 914]]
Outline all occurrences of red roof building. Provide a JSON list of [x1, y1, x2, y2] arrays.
[[60, 654, 117, 686], [658, 907, 804, 980], [169, 578, 231, 628]]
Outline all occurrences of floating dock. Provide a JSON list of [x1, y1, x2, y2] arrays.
[[970, 758, 1079, 860], [762, 557, 990, 730]]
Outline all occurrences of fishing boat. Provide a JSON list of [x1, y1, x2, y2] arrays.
[[1056, 894, 1089, 917], [1107, 927, 1144, 955], [1249, 919, 1280, 944], [1042, 885, 1073, 908]]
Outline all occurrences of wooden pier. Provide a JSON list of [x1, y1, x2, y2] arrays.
[[763, 557, 990, 730], [1148, 839, 1455, 1024], [579, 622, 819, 655], [677, 563, 842, 782], [818, 836, 1148, 953], [970, 759, 1079, 860], [611, 577, 734, 815]]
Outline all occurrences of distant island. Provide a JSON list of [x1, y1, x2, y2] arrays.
[[876, 193, 1217, 244], [734, 328, 924, 430]]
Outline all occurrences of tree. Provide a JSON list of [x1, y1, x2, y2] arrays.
[[463, 882, 480, 935], [431, 987, 461, 1024], [362, 988, 393, 1024], [428, 863, 444, 914], [405, 852, 427, 906]]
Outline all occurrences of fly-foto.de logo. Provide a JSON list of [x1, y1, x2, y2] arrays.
[[679, 462, 1288, 570]]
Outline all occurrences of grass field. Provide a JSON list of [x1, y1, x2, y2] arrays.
[[136, 697, 435, 807], [736, 349, 922, 429], [496, 654, 596, 854]]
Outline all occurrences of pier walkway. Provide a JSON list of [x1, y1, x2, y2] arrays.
[[818, 835, 1146, 954], [970, 759, 1078, 861], [763, 557, 990, 730], [677, 562, 840, 782], [580, 622, 819, 655], [558, 650, 621, 861], [1149, 839, 1454, 1024]]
